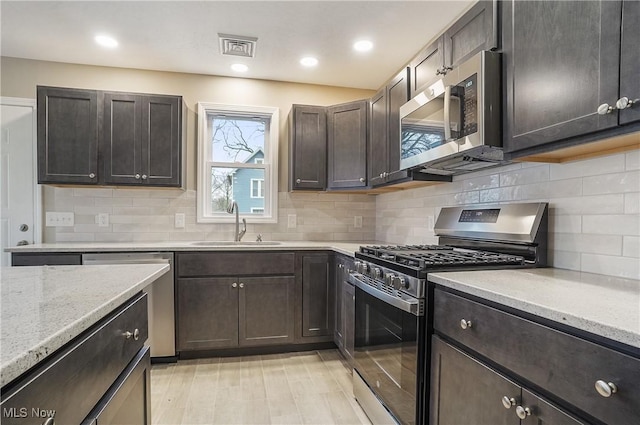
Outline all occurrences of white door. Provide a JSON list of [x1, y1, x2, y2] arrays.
[[1, 98, 40, 266]]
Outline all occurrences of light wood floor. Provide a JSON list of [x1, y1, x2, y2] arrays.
[[151, 349, 372, 424]]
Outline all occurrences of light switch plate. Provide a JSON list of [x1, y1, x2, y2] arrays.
[[97, 213, 109, 227], [354, 216, 363, 228], [287, 214, 297, 229], [45, 212, 74, 227], [175, 213, 186, 229]]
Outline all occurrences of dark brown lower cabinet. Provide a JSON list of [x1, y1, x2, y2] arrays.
[[430, 336, 584, 425], [177, 276, 295, 351], [297, 252, 334, 342], [82, 347, 151, 425], [333, 254, 355, 365]]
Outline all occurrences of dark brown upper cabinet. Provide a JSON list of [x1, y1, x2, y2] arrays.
[[503, 0, 640, 158], [410, 1, 497, 99], [369, 68, 411, 188], [327, 100, 368, 189], [289, 105, 327, 190], [103, 93, 182, 186], [37, 87, 99, 184], [37, 86, 183, 187]]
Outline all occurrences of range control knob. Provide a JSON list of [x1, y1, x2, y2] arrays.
[[373, 268, 382, 279], [385, 273, 396, 286], [392, 276, 408, 290]]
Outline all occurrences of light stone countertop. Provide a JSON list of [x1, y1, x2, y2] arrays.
[[5, 241, 370, 257], [429, 268, 640, 349], [0, 264, 169, 387]]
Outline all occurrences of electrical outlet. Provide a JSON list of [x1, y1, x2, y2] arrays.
[[97, 213, 109, 227], [287, 214, 297, 229], [175, 213, 186, 229], [46, 212, 74, 227], [354, 216, 363, 228]]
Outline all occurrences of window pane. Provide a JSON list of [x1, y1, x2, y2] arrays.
[[209, 115, 266, 163], [211, 167, 265, 214]]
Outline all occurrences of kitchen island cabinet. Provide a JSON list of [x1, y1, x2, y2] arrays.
[[0, 264, 168, 425], [429, 269, 640, 425]]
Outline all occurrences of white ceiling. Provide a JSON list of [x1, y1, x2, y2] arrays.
[[1, 1, 474, 90]]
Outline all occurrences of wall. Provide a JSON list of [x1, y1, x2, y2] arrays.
[[1, 57, 376, 243], [376, 151, 640, 280]]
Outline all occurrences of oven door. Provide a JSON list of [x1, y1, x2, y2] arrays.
[[350, 273, 425, 425]]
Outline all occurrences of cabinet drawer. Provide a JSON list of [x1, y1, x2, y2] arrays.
[[177, 252, 295, 277], [433, 288, 640, 425], [1, 293, 148, 425]]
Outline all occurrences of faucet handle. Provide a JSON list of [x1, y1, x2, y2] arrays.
[[256, 234, 263, 242]]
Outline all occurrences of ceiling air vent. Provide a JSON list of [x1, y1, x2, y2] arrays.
[[218, 34, 258, 58]]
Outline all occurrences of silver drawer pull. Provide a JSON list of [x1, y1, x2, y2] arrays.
[[501, 396, 516, 409], [123, 329, 140, 340], [515, 406, 532, 419], [460, 319, 472, 329], [239, 282, 245, 288], [595, 380, 618, 397]]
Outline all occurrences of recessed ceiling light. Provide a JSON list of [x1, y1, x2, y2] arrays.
[[353, 40, 374, 52], [300, 56, 318, 67], [231, 63, 249, 72], [94, 35, 118, 48]]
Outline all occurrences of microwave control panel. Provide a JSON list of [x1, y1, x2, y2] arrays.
[[460, 73, 478, 136]]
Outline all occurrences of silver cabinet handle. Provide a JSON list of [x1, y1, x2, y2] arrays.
[[616, 97, 635, 110], [124, 331, 133, 339], [232, 282, 238, 288], [460, 319, 472, 329], [89, 173, 96, 179], [19, 224, 29, 232], [133, 328, 140, 341], [501, 396, 516, 409], [516, 406, 532, 419], [595, 380, 618, 397], [597, 103, 615, 115], [359, 177, 365, 183], [142, 174, 148, 180], [135, 174, 141, 180], [239, 282, 245, 288], [296, 178, 301, 184]]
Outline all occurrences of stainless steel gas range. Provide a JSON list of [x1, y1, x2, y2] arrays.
[[350, 202, 548, 425]]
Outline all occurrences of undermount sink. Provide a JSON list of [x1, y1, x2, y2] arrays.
[[190, 241, 282, 246]]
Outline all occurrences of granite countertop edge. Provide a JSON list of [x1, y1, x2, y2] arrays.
[[0, 264, 170, 388], [429, 269, 640, 350]]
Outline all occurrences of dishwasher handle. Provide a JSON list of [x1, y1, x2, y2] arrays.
[[82, 253, 172, 265]]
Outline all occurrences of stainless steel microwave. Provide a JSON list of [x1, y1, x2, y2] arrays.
[[399, 51, 503, 174]]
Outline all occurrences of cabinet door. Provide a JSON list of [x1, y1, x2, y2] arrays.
[[141, 95, 182, 186], [289, 105, 327, 190], [520, 389, 586, 425], [619, 0, 640, 125], [239, 276, 295, 346], [37, 86, 98, 184], [410, 38, 444, 99], [327, 100, 368, 188], [430, 336, 519, 425], [444, 0, 497, 68], [386, 68, 411, 183], [368, 87, 388, 187], [503, 0, 623, 153], [300, 253, 333, 338], [103, 93, 141, 185], [177, 277, 238, 350]]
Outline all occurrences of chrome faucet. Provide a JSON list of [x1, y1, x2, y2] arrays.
[[227, 201, 246, 242]]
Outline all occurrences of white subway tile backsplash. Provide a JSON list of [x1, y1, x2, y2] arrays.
[[549, 215, 582, 234], [626, 150, 640, 171], [625, 193, 640, 214], [623, 236, 640, 258], [583, 170, 640, 195], [549, 153, 625, 180], [582, 215, 640, 236], [73, 188, 113, 197], [547, 250, 581, 272], [552, 194, 624, 215], [500, 165, 550, 187], [581, 253, 640, 280]]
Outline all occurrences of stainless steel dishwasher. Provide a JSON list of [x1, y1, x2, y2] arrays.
[[82, 252, 176, 361]]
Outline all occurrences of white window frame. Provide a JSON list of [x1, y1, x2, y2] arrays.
[[250, 178, 265, 199], [197, 102, 279, 223]]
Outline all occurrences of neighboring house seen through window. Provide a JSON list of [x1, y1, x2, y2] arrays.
[[197, 103, 279, 223]]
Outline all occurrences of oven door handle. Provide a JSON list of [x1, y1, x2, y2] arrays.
[[348, 273, 423, 316]]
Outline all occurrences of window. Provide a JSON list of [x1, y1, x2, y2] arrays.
[[250, 179, 264, 198], [197, 103, 279, 223]]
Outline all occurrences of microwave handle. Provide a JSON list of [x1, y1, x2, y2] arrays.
[[443, 85, 452, 142]]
